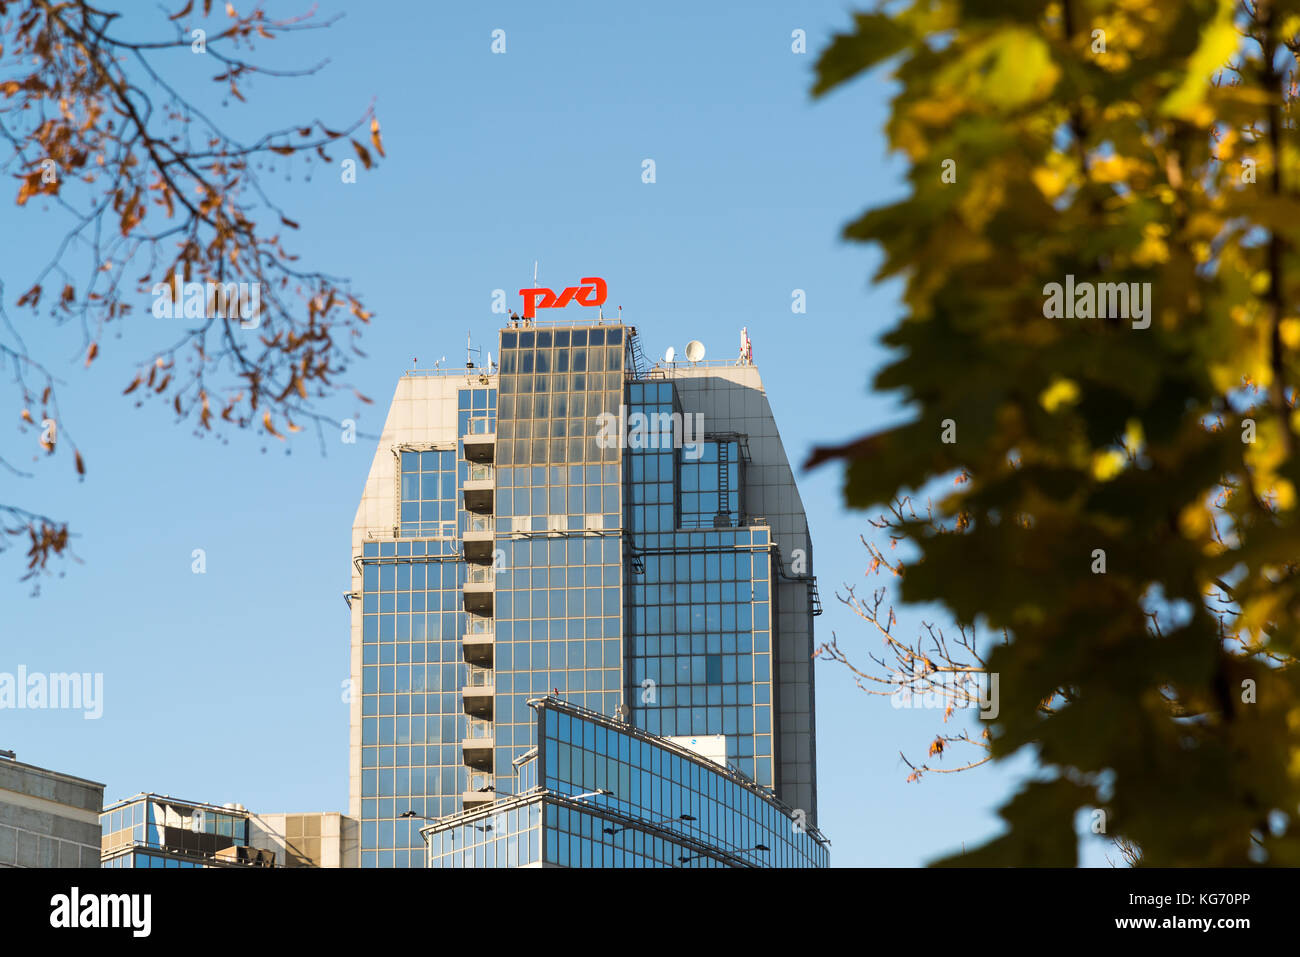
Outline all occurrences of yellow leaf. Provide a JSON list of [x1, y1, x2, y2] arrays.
[[981, 30, 1059, 108], [1162, 1, 1240, 119], [1039, 377, 1080, 413], [1092, 449, 1126, 481], [1273, 479, 1296, 511], [1280, 318, 1300, 350]]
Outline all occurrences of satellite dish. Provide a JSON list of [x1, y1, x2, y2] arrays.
[[664, 346, 676, 364], [685, 340, 706, 363]]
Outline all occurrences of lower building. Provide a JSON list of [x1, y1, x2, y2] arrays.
[[0, 750, 103, 868], [249, 811, 359, 867], [100, 793, 358, 868], [420, 696, 828, 867], [100, 794, 273, 868]]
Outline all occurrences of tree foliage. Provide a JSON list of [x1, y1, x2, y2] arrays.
[[812, 0, 1300, 865], [0, 0, 381, 578]]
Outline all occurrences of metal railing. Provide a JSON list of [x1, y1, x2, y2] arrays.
[[464, 514, 492, 534], [465, 566, 494, 585]]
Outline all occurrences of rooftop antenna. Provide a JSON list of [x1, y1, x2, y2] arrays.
[[433, 355, 447, 371], [529, 260, 538, 326]]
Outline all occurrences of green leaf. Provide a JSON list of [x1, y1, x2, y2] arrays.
[[812, 13, 913, 97]]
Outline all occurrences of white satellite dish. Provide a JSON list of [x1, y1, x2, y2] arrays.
[[664, 346, 676, 364], [684, 340, 706, 363]]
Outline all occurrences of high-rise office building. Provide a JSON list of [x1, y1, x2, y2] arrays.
[[349, 316, 824, 867]]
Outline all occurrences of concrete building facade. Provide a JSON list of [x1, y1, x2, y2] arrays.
[[0, 752, 104, 868]]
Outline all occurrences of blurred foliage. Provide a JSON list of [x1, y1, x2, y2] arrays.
[[812, 0, 1300, 865], [0, 0, 382, 578]]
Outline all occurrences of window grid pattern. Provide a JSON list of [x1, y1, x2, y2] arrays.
[[492, 326, 625, 785], [494, 327, 625, 469], [400, 449, 457, 538], [624, 383, 775, 788], [359, 387, 498, 867], [423, 701, 827, 867], [538, 704, 821, 865], [359, 538, 468, 868], [426, 802, 542, 868], [680, 440, 741, 529]]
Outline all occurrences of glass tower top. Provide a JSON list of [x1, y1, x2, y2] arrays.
[[351, 320, 822, 867]]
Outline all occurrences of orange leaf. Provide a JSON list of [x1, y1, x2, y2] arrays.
[[262, 410, 283, 439]]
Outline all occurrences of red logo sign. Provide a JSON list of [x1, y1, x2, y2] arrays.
[[518, 276, 607, 319]]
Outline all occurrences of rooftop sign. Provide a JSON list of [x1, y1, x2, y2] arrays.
[[518, 276, 607, 319]]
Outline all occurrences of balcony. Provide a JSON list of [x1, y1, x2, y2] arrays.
[[461, 513, 494, 563], [462, 667, 494, 718], [463, 565, 494, 616], [462, 628, 494, 666], [462, 720, 493, 769], [461, 790, 495, 810], [463, 463, 494, 514], [462, 417, 495, 463]]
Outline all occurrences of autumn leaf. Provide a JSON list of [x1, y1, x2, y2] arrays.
[[262, 410, 283, 439], [351, 139, 372, 170]]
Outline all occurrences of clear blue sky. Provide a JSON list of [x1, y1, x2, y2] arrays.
[[1, 0, 1111, 866]]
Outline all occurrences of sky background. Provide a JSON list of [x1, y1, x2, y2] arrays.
[[1, 0, 1112, 866]]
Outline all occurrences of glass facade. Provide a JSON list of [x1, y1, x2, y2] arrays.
[[353, 319, 820, 867], [624, 381, 775, 787], [424, 698, 828, 867], [492, 326, 624, 784], [99, 795, 265, 868]]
